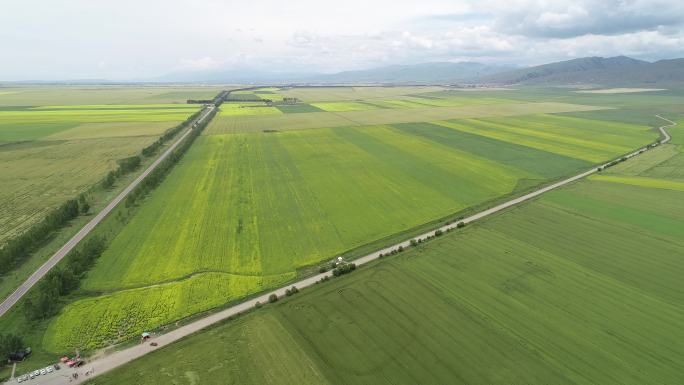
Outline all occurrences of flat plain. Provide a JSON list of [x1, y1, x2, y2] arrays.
[[87, 117, 684, 385], [24, 86, 662, 353], [4, 87, 680, 381]]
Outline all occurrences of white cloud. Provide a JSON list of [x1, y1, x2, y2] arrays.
[[177, 57, 222, 71], [0, 0, 683, 80]]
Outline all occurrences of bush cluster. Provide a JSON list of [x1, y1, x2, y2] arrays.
[[285, 286, 299, 296], [23, 237, 106, 321], [0, 334, 24, 360], [332, 263, 356, 277]]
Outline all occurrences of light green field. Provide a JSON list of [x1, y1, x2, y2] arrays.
[[310, 101, 380, 112], [437, 114, 655, 162], [207, 102, 608, 134], [367, 96, 520, 109], [275, 86, 447, 102], [0, 101, 201, 243], [31, 104, 199, 110], [590, 174, 684, 191], [0, 86, 227, 106], [40, 108, 656, 352], [87, 134, 684, 385], [218, 105, 283, 116], [0, 137, 160, 242]]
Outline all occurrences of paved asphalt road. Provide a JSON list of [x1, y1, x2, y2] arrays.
[[0, 105, 215, 319], [5, 115, 675, 384]]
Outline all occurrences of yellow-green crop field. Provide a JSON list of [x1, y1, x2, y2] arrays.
[[0, 92, 202, 244], [39, 104, 658, 352], [207, 102, 608, 134], [87, 122, 684, 385], [310, 101, 381, 112], [274, 86, 447, 102], [3, 86, 675, 379]]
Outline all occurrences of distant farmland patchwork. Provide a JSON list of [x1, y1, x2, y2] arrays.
[[88, 124, 684, 385], [2, 86, 675, 383], [26, 86, 661, 352]]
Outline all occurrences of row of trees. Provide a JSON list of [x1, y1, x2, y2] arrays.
[[141, 110, 201, 157], [0, 197, 90, 275], [0, 334, 24, 361], [101, 155, 142, 188], [23, 236, 105, 321], [332, 263, 356, 277], [125, 106, 218, 208]]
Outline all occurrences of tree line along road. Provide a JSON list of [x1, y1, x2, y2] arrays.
[[7, 115, 675, 385], [0, 103, 217, 319]]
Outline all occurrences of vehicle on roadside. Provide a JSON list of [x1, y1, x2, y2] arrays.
[[40, 368, 46, 375], [28, 373, 35, 379], [33, 370, 40, 377], [47, 365, 54, 373]]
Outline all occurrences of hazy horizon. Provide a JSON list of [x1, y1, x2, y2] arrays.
[[2, 0, 684, 81]]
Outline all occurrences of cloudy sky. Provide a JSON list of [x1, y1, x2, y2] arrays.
[[2, 0, 683, 80]]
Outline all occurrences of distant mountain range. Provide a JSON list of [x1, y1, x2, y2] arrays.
[[155, 62, 514, 85], [479, 56, 684, 86], [309, 62, 514, 84], [154, 56, 684, 86], [5, 56, 682, 86]]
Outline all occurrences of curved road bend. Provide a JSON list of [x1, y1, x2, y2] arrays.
[[0, 105, 216, 319], [6, 115, 676, 385]]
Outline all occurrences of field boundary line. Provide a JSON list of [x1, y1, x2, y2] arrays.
[[0, 104, 218, 318], [14, 115, 675, 385]]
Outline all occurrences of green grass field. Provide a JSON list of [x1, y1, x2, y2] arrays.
[[207, 102, 607, 134], [1, 87, 671, 382], [0, 86, 226, 106], [310, 101, 381, 112], [37, 108, 657, 352], [0, 101, 201, 243], [87, 124, 684, 385]]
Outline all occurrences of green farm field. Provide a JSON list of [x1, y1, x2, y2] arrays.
[[0, 85, 226, 106], [0, 98, 202, 244], [206, 101, 607, 133], [87, 121, 684, 385], [37, 102, 657, 353]]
